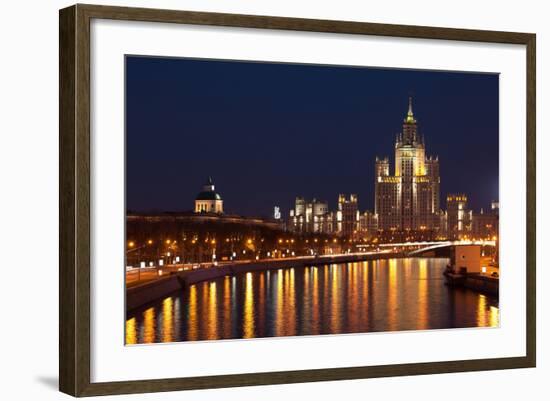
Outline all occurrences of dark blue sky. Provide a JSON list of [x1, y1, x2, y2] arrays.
[[126, 56, 498, 218]]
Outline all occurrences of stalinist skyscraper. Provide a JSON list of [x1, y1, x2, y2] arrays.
[[375, 97, 440, 232]]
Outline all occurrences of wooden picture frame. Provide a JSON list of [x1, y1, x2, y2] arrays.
[[59, 3, 536, 397]]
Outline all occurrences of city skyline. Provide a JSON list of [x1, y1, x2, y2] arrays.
[[126, 56, 499, 217], [125, 56, 501, 343]]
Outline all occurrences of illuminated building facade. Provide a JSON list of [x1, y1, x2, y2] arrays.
[[289, 194, 360, 237], [358, 211, 378, 239], [375, 98, 441, 232], [446, 195, 499, 240], [471, 201, 499, 239], [286, 98, 496, 243], [446, 194, 472, 240], [289, 197, 332, 233], [338, 194, 359, 237], [194, 177, 224, 214]]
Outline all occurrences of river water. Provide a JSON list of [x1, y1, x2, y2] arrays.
[[125, 257, 499, 344]]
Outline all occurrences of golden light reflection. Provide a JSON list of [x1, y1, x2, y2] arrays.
[[128, 258, 498, 343], [258, 272, 265, 336], [323, 266, 330, 319], [206, 282, 218, 340], [142, 307, 156, 343], [489, 306, 500, 327], [200, 283, 209, 336], [161, 297, 174, 343], [348, 263, 359, 331], [477, 295, 488, 327], [387, 259, 398, 331], [243, 272, 255, 338], [330, 265, 341, 333], [275, 270, 283, 337], [187, 285, 198, 341], [361, 261, 370, 330], [302, 267, 310, 333], [312, 267, 319, 334], [287, 268, 296, 335], [125, 317, 137, 345], [223, 276, 231, 338], [173, 297, 181, 337], [417, 258, 429, 330]]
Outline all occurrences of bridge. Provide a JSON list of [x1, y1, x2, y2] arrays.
[[357, 240, 496, 257]]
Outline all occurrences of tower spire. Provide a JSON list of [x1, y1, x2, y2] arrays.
[[405, 96, 416, 123], [204, 176, 215, 191]]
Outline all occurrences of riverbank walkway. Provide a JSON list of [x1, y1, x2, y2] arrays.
[[125, 250, 406, 311], [126, 250, 400, 288]]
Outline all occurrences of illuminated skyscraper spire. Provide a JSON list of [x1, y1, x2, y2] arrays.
[[405, 96, 416, 124], [375, 96, 440, 233]]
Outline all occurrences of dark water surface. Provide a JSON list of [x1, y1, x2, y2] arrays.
[[125, 258, 499, 344]]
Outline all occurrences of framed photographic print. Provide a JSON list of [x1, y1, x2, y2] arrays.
[[59, 4, 536, 397]]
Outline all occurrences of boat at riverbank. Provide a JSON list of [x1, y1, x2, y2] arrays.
[[444, 244, 499, 296], [443, 269, 499, 296]]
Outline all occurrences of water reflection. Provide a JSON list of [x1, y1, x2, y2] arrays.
[[126, 258, 499, 344], [161, 297, 174, 343], [187, 285, 198, 341], [417, 258, 429, 330], [125, 317, 137, 345], [207, 282, 218, 340], [243, 273, 254, 338], [142, 307, 156, 343], [387, 259, 397, 331]]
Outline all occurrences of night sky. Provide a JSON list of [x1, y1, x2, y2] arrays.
[[126, 56, 499, 218]]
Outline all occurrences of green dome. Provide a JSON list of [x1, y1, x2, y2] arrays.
[[195, 191, 222, 201]]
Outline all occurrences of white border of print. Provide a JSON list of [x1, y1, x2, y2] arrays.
[[90, 19, 526, 383]]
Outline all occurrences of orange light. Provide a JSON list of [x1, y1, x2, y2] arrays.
[[165, 239, 171, 244], [128, 241, 135, 248], [147, 239, 153, 245]]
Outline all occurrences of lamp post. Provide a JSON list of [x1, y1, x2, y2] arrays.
[[126, 241, 152, 283]]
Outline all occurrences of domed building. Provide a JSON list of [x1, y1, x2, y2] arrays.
[[195, 177, 224, 214]]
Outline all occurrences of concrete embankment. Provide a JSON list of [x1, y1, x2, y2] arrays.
[[126, 275, 182, 311], [464, 274, 499, 296], [444, 271, 499, 296], [127, 252, 403, 312]]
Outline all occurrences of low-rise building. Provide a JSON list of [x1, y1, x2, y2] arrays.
[[194, 177, 223, 214]]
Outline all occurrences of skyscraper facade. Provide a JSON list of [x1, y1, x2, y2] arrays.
[[338, 194, 359, 238], [446, 194, 472, 240], [375, 98, 441, 232]]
